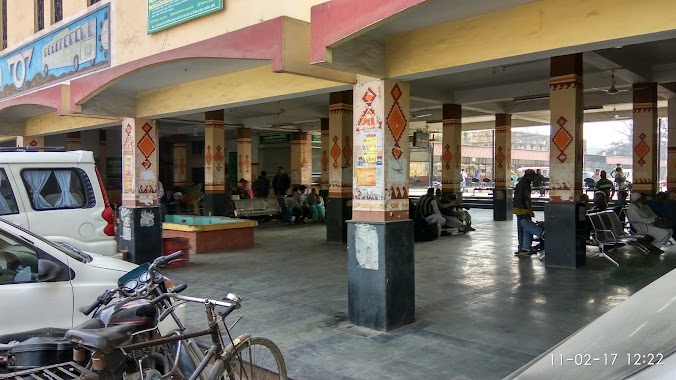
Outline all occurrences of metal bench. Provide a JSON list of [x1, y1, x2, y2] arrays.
[[233, 198, 282, 219], [586, 210, 648, 266]]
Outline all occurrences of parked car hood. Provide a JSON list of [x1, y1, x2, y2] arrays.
[[87, 254, 138, 272]]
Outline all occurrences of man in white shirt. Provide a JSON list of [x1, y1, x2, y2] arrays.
[[627, 192, 672, 253]]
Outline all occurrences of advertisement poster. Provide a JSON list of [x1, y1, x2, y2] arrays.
[[354, 129, 383, 200]]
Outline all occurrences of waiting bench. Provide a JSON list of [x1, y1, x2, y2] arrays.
[[233, 198, 281, 218], [587, 210, 649, 266]]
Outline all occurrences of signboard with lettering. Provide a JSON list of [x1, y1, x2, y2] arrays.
[[0, 5, 111, 101], [148, 0, 224, 34], [260, 134, 292, 144], [311, 134, 321, 142]]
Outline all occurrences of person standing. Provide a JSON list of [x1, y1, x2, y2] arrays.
[[592, 169, 601, 183], [610, 163, 626, 191], [513, 169, 536, 254], [272, 166, 291, 209], [253, 171, 271, 198], [532, 169, 545, 197], [460, 168, 468, 193], [595, 170, 614, 200]]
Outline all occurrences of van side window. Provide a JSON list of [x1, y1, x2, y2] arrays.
[[0, 169, 19, 215], [21, 169, 93, 211]]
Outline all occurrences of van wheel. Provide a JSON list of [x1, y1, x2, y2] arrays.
[[73, 56, 79, 71]]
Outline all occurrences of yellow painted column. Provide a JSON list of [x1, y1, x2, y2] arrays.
[[66, 132, 81, 151], [545, 54, 585, 269], [493, 114, 513, 221], [441, 104, 462, 197], [98, 130, 107, 186], [632, 83, 658, 195], [668, 98, 676, 192], [203, 110, 226, 215], [173, 136, 188, 188], [237, 128, 253, 185], [327, 90, 353, 242], [119, 118, 162, 263], [320, 118, 330, 199], [16, 135, 44, 147], [347, 79, 414, 331], [290, 132, 311, 186]]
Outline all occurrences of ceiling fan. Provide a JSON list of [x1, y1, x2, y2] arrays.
[[592, 70, 630, 95], [607, 107, 630, 121]]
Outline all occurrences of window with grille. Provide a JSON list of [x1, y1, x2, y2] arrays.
[[36, 0, 44, 31], [54, 0, 62, 22]]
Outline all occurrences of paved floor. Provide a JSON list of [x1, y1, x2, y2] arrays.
[[164, 210, 676, 380]]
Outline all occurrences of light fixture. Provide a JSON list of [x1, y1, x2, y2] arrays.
[[513, 94, 550, 103]]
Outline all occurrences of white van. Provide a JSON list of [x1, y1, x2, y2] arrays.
[[0, 150, 117, 256]]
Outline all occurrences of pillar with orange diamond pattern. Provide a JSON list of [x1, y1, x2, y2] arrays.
[[493, 113, 513, 221], [544, 54, 586, 269], [173, 135, 188, 188], [632, 83, 658, 195], [237, 128, 253, 187], [668, 98, 676, 193], [441, 104, 462, 198], [16, 135, 44, 148], [327, 90, 353, 242], [290, 132, 311, 187], [320, 118, 330, 200], [347, 79, 414, 332], [203, 110, 226, 215], [119, 118, 162, 264]]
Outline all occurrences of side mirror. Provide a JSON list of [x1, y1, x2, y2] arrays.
[[38, 259, 62, 281]]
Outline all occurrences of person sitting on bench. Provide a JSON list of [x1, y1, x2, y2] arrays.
[[627, 192, 673, 254]]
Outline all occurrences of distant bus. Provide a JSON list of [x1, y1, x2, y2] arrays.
[[42, 18, 96, 75]]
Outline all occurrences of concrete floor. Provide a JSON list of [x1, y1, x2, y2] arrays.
[[164, 210, 676, 380]]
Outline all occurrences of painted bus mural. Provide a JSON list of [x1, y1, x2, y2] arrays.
[[0, 5, 110, 100]]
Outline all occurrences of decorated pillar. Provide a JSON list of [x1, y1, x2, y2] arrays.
[[545, 54, 586, 269], [632, 83, 658, 195], [668, 98, 676, 192], [119, 118, 161, 264], [173, 136, 188, 188], [237, 128, 252, 186], [347, 79, 414, 331], [66, 132, 81, 150], [493, 114, 513, 221], [98, 130, 108, 186], [203, 110, 226, 215], [290, 132, 311, 186], [441, 104, 462, 199], [327, 90, 354, 242], [16, 135, 44, 147], [320, 118, 330, 200]]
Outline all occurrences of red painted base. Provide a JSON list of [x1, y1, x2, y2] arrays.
[[162, 227, 254, 254]]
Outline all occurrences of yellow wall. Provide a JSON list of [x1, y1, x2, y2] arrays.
[[24, 112, 120, 136], [387, 0, 676, 78], [7, 0, 36, 47], [63, 0, 88, 19]]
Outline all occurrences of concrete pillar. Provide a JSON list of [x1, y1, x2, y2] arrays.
[[441, 104, 462, 198], [66, 132, 81, 151], [320, 118, 330, 200], [348, 79, 414, 331], [668, 98, 676, 193], [16, 135, 44, 147], [493, 114, 513, 221], [119, 118, 162, 264], [173, 136, 188, 188], [327, 90, 354, 242], [545, 54, 586, 269], [98, 130, 107, 186], [203, 110, 226, 215], [290, 132, 312, 186], [632, 83, 658, 195], [237, 128, 253, 190]]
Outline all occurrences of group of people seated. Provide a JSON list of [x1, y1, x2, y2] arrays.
[[285, 185, 326, 224], [413, 187, 476, 238]]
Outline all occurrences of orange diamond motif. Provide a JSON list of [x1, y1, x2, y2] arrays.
[[391, 84, 402, 101], [387, 103, 406, 144], [443, 144, 453, 169], [214, 146, 224, 171], [552, 127, 573, 153], [556, 116, 567, 127], [205, 146, 213, 165], [495, 147, 506, 168], [322, 151, 329, 171], [392, 147, 402, 160], [29, 140, 38, 147], [331, 136, 341, 168], [343, 137, 352, 166], [362, 88, 376, 105], [635, 141, 650, 159]]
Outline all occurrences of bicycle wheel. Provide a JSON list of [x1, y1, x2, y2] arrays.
[[208, 337, 287, 380]]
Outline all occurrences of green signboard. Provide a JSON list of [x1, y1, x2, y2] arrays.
[[106, 157, 122, 177], [260, 134, 291, 144], [148, 0, 223, 34], [311, 134, 321, 142]]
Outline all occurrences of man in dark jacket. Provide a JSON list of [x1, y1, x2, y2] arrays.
[[272, 166, 291, 209], [513, 169, 535, 255], [253, 171, 271, 198]]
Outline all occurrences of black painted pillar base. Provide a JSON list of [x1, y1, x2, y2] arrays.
[[327, 197, 351, 243], [319, 189, 329, 203], [493, 188, 513, 221], [203, 193, 226, 216], [544, 202, 586, 269], [118, 206, 163, 264], [347, 220, 415, 331]]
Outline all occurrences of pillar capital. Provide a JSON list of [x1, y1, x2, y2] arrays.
[[442, 103, 462, 123]]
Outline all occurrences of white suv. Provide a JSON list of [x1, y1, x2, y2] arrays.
[[0, 150, 117, 256]]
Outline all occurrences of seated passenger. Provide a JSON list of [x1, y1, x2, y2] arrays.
[[447, 193, 475, 231], [627, 192, 673, 253], [520, 218, 544, 255], [592, 191, 608, 212]]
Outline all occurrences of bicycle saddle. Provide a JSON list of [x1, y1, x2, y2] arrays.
[[65, 319, 135, 354]]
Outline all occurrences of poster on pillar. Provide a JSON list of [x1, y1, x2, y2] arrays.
[[353, 80, 410, 218], [122, 119, 158, 207]]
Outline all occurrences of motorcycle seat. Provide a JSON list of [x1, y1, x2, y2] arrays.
[[65, 322, 135, 354]]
